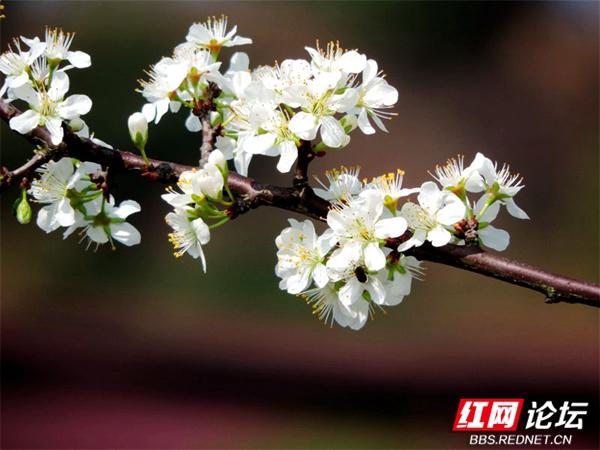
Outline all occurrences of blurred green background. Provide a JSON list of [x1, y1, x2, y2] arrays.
[[1, 1, 598, 449]]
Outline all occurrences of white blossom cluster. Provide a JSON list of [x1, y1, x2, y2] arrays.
[[161, 150, 230, 273], [2, 19, 532, 330], [275, 152, 528, 330], [0, 27, 100, 146], [129, 16, 398, 176], [27, 157, 141, 249], [1, 29, 140, 247]]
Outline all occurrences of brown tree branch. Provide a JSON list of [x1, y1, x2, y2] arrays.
[[1, 98, 598, 307]]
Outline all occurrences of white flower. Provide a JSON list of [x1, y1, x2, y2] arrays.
[[29, 158, 101, 233], [222, 99, 299, 175], [65, 196, 141, 249], [430, 154, 484, 194], [364, 169, 419, 204], [162, 169, 205, 208], [165, 208, 211, 272], [239, 107, 300, 173], [0, 38, 45, 96], [469, 152, 529, 219], [252, 59, 312, 106], [326, 257, 382, 331], [398, 181, 466, 250], [327, 189, 407, 272], [287, 83, 356, 148], [186, 16, 252, 52], [196, 163, 224, 199], [302, 283, 365, 330], [314, 166, 362, 201], [377, 254, 423, 305], [275, 219, 336, 294], [352, 59, 398, 135], [38, 27, 91, 68], [305, 41, 366, 87], [9, 71, 92, 145], [139, 57, 187, 124], [473, 195, 510, 251]]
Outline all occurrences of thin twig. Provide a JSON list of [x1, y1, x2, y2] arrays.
[[0, 98, 598, 307]]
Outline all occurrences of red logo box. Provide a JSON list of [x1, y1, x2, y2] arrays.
[[453, 398, 524, 431]]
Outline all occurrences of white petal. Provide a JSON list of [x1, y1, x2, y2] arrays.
[[45, 117, 64, 145], [418, 181, 444, 213], [36, 205, 60, 233], [227, 36, 253, 47], [364, 79, 398, 107], [111, 222, 141, 246], [288, 112, 318, 140], [437, 194, 466, 225], [54, 198, 75, 227], [475, 195, 500, 223], [313, 264, 329, 288], [505, 198, 529, 219], [364, 242, 386, 272], [142, 103, 156, 123], [229, 52, 249, 71], [362, 59, 378, 85], [185, 113, 202, 132], [428, 225, 452, 247], [276, 140, 298, 173], [366, 278, 386, 305], [374, 217, 407, 239], [66, 50, 91, 68], [48, 71, 70, 100], [11, 83, 40, 105], [113, 200, 141, 219], [191, 217, 210, 245], [357, 108, 375, 135], [243, 133, 276, 155], [9, 109, 40, 135], [57, 95, 92, 119], [319, 116, 346, 148], [338, 278, 363, 306], [479, 225, 510, 251], [87, 225, 109, 244], [286, 270, 311, 294], [339, 50, 367, 73]]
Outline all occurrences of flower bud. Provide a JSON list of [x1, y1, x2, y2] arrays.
[[197, 164, 224, 199], [14, 191, 32, 224], [208, 149, 227, 172], [128, 112, 148, 151], [68, 118, 86, 132]]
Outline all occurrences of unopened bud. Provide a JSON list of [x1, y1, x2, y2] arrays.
[[127, 112, 148, 151], [208, 149, 227, 173], [14, 190, 32, 224]]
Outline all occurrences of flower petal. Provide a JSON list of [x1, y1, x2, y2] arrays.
[[9, 109, 40, 135], [479, 225, 510, 251], [374, 217, 407, 239], [364, 242, 386, 272], [288, 111, 318, 141], [111, 222, 141, 247]]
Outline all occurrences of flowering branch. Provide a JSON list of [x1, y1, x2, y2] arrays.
[[1, 20, 598, 331], [1, 99, 598, 307]]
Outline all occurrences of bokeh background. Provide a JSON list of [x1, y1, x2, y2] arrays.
[[1, 1, 598, 449]]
